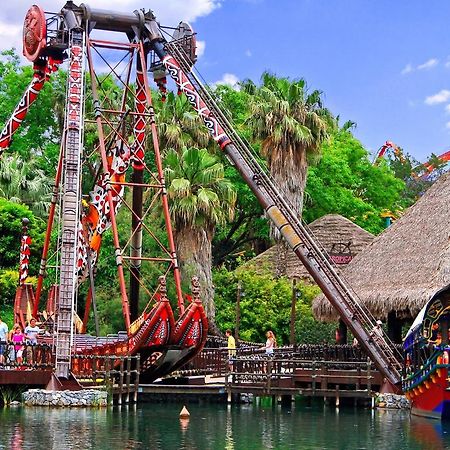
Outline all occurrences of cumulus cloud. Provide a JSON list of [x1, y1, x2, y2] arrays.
[[417, 58, 438, 70], [401, 58, 439, 75], [0, 1, 220, 53], [446, 121, 450, 130], [0, 22, 22, 53], [196, 40, 206, 58], [245, 49, 252, 57], [213, 73, 240, 89], [445, 104, 450, 114], [425, 90, 450, 105]]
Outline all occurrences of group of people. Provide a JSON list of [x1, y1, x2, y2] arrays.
[[225, 329, 277, 371], [0, 316, 41, 367]]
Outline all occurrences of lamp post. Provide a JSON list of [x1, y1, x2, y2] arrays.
[[235, 281, 243, 345], [290, 279, 301, 347]]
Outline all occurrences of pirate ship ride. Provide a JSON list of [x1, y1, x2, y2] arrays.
[[3, 2, 406, 397], [3, 2, 208, 381]]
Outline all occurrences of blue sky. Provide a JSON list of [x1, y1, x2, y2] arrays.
[[2, 0, 450, 162]]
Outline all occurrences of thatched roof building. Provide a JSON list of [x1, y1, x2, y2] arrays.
[[239, 214, 374, 280], [312, 172, 450, 324]]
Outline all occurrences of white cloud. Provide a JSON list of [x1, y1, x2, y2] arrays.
[[401, 58, 439, 75], [445, 104, 450, 114], [445, 121, 450, 130], [196, 40, 205, 58], [0, 1, 221, 53], [0, 21, 22, 53], [425, 90, 450, 105], [401, 64, 413, 75], [417, 58, 438, 70], [213, 73, 240, 89], [245, 49, 252, 57]]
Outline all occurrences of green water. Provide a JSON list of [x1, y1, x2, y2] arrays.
[[0, 402, 449, 449]]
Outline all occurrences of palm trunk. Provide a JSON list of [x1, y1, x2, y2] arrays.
[[175, 226, 218, 333], [270, 148, 308, 276]]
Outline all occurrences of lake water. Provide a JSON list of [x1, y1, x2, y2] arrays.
[[0, 401, 449, 449]]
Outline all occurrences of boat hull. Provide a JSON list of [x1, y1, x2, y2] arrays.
[[406, 366, 450, 420]]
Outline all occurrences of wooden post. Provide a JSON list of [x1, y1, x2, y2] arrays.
[[125, 355, 132, 404], [134, 354, 140, 403], [338, 319, 347, 344], [118, 357, 124, 405], [321, 362, 327, 391], [290, 279, 297, 346], [312, 361, 316, 395], [367, 357, 372, 394], [92, 356, 97, 384], [235, 281, 241, 345]]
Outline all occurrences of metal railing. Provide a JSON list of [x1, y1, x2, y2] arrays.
[[0, 342, 54, 369]]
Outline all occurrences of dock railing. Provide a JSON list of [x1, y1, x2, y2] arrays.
[[0, 342, 53, 369]]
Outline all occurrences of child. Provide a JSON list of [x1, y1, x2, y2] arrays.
[[12, 324, 25, 366]]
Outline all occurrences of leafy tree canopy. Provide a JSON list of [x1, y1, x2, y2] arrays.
[[304, 129, 405, 234]]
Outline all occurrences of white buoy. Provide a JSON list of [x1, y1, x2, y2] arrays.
[[179, 405, 190, 419]]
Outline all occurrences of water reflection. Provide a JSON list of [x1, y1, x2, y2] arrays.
[[1, 402, 450, 449]]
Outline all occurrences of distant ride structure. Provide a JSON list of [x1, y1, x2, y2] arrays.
[[373, 140, 450, 179]]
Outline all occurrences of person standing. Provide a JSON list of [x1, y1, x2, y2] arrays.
[[0, 316, 8, 366], [225, 329, 236, 371], [264, 330, 276, 357], [25, 318, 40, 365], [12, 324, 25, 366]]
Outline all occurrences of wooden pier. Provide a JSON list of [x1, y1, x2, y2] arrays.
[[139, 346, 388, 403], [0, 344, 397, 404]]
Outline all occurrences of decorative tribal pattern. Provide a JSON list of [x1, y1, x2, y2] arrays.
[[174, 306, 204, 347], [162, 55, 231, 149], [19, 234, 32, 286], [133, 67, 146, 170], [77, 139, 131, 282], [0, 57, 61, 156]]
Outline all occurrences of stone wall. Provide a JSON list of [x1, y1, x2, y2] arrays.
[[375, 393, 410, 410], [23, 389, 108, 407]]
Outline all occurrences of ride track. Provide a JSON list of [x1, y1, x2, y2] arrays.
[[1, 2, 402, 388]]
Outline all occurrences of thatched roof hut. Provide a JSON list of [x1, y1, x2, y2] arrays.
[[312, 172, 450, 324], [239, 214, 374, 280]]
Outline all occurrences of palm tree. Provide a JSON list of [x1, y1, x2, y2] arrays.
[[164, 147, 236, 331], [246, 72, 333, 229], [0, 154, 52, 218], [156, 92, 212, 153]]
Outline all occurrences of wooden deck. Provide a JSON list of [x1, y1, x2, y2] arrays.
[[0, 345, 391, 403]]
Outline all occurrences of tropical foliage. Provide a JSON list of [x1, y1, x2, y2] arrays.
[[165, 147, 236, 330], [245, 72, 333, 221], [0, 154, 52, 218], [0, 47, 441, 343]]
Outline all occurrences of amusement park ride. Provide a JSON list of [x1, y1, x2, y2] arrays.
[[374, 140, 450, 177], [1, 1, 429, 399]]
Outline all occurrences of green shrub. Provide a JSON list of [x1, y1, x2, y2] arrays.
[[214, 267, 336, 345]]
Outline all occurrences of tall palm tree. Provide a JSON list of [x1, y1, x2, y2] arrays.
[[156, 92, 212, 153], [0, 154, 52, 218], [164, 147, 236, 331], [246, 72, 333, 229]]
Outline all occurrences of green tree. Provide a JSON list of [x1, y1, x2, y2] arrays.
[[245, 72, 333, 223], [164, 147, 236, 331], [212, 85, 270, 268], [304, 129, 405, 234], [0, 154, 52, 218], [0, 198, 44, 271], [0, 49, 62, 171], [155, 92, 211, 153]]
